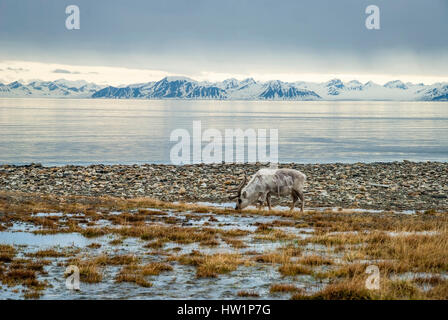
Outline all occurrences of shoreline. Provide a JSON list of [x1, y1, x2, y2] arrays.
[[2, 159, 448, 167], [1, 161, 447, 211]]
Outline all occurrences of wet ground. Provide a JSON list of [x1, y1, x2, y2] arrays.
[[0, 198, 447, 300], [0, 205, 325, 299]]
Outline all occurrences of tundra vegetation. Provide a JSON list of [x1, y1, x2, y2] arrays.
[[0, 191, 447, 300]]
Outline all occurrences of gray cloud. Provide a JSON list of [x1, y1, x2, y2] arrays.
[[0, 0, 446, 76], [52, 69, 80, 74], [7, 67, 28, 72]]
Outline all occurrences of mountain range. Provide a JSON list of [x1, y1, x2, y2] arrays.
[[0, 79, 103, 98], [1, 77, 447, 101]]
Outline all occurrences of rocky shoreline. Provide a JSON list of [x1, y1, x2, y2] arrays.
[[0, 161, 447, 211]]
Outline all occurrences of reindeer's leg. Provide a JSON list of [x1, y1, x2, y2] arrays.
[[297, 190, 304, 213], [290, 191, 299, 211], [266, 192, 272, 211], [256, 193, 264, 210]]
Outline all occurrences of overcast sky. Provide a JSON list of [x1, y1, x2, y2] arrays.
[[0, 0, 447, 85]]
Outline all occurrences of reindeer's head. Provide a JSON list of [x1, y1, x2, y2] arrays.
[[229, 174, 248, 210]]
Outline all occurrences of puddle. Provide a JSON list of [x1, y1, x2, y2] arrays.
[[192, 202, 417, 215], [32, 212, 65, 217], [0, 230, 93, 247]]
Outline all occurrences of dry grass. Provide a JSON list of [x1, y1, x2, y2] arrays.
[[115, 261, 173, 288], [222, 238, 247, 248], [218, 229, 249, 237], [301, 272, 438, 300], [254, 245, 302, 265], [65, 257, 104, 283], [115, 265, 152, 287], [171, 251, 248, 278], [9, 259, 49, 271], [0, 191, 300, 222], [301, 232, 368, 246], [167, 250, 204, 266], [237, 290, 260, 297], [382, 280, 423, 300], [426, 279, 448, 300], [278, 263, 312, 276], [116, 224, 218, 244], [23, 290, 43, 299], [80, 227, 111, 238], [200, 239, 220, 247], [197, 253, 248, 278], [270, 283, 301, 293], [0, 244, 16, 262], [291, 279, 375, 300], [0, 258, 49, 294], [140, 262, 173, 276], [361, 231, 448, 272], [413, 275, 445, 286], [299, 255, 333, 266], [315, 262, 369, 279], [304, 210, 447, 233], [144, 239, 166, 249], [87, 243, 102, 249], [91, 254, 139, 266], [306, 228, 448, 280], [109, 238, 124, 245], [27, 249, 67, 258], [254, 252, 291, 264], [254, 229, 296, 241]]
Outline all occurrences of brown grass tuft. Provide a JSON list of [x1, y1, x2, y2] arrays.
[[237, 290, 260, 297], [278, 263, 312, 276], [270, 283, 301, 293], [299, 255, 333, 266]]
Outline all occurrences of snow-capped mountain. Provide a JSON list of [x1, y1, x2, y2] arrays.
[[0, 79, 104, 98], [417, 83, 448, 101], [300, 78, 448, 101], [93, 77, 321, 100], [93, 76, 226, 99], [1, 77, 447, 101], [384, 80, 408, 90], [325, 79, 345, 96], [257, 80, 320, 100], [92, 77, 448, 101]]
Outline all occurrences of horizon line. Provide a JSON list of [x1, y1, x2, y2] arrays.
[[2, 60, 448, 87]]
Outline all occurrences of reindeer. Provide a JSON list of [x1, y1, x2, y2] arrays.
[[229, 167, 306, 212]]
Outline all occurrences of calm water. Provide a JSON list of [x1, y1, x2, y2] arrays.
[[0, 98, 447, 165]]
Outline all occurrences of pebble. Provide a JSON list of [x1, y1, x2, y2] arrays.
[[0, 161, 447, 211]]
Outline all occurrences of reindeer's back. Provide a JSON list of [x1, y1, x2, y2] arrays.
[[275, 168, 306, 189]]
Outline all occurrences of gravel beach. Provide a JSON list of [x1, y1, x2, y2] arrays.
[[0, 162, 447, 211]]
